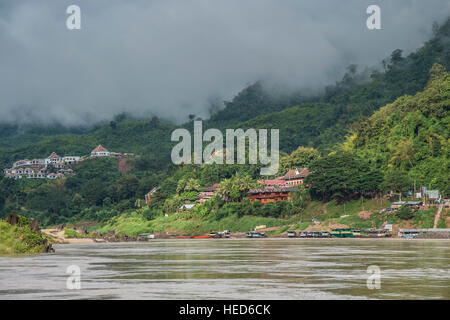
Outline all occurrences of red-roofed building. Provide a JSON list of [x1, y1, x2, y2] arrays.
[[198, 183, 220, 202], [91, 145, 111, 157], [258, 178, 287, 188], [145, 187, 158, 204], [279, 168, 311, 186], [248, 186, 299, 203], [45, 152, 62, 165], [6, 173, 22, 180]]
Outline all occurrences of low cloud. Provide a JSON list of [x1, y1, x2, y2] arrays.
[[0, 0, 449, 125]]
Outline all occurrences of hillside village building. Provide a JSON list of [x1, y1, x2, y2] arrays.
[[248, 186, 299, 203], [3, 144, 132, 180], [197, 184, 220, 203], [279, 168, 311, 186], [145, 187, 158, 204], [258, 168, 311, 188], [91, 145, 111, 157], [248, 167, 311, 203]]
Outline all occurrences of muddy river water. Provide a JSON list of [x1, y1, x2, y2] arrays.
[[0, 239, 449, 299]]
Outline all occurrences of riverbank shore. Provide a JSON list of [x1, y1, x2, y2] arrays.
[[0, 214, 54, 256], [43, 232, 450, 245], [42, 228, 103, 244]]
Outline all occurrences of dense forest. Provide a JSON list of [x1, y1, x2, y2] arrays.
[[0, 18, 448, 228]]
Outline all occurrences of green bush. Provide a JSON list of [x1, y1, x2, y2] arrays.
[[396, 205, 414, 220]]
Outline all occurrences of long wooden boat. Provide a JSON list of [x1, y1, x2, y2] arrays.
[[287, 230, 297, 238], [191, 235, 215, 239], [246, 231, 266, 238], [330, 228, 355, 238]]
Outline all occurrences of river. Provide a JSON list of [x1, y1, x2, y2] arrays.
[[0, 239, 449, 299]]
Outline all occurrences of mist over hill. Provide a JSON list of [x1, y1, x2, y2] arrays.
[[0, 0, 449, 126]]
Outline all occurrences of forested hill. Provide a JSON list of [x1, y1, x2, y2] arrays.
[[345, 63, 450, 195], [0, 19, 448, 227], [0, 119, 176, 171], [206, 17, 450, 152], [0, 18, 449, 163]]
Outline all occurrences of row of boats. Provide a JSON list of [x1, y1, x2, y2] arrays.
[[142, 228, 392, 240], [246, 228, 392, 238], [175, 230, 231, 239], [287, 228, 392, 238]]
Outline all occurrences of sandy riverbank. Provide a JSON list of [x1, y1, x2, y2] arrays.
[[41, 228, 105, 244], [41, 228, 450, 245]]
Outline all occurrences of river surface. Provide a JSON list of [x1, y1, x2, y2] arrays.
[[0, 239, 449, 299]]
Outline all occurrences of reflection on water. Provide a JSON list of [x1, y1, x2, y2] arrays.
[[0, 239, 449, 299]]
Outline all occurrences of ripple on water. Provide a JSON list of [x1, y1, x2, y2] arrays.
[[0, 239, 449, 299]]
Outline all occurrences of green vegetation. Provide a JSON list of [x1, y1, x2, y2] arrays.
[[306, 151, 383, 202], [413, 207, 438, 228], [397, 205, 414, 220], [0, 217, 51, 256], [94, 210, 297, 236], [344, 63, 450, 196], [207, 18, 450, 152], [91, 198, 394, 236], [0, 19, 448, 235], [64, 228, 91, 239]]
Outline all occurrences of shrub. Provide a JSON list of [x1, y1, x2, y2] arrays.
[[396, 205, 414, 220]]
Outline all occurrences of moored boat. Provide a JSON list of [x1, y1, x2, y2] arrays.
[[192, 235, 215, 239], [352, 230, 362, 237], [209, 231, 221, 238], [330, 228, 355, 238], [246, 231, 266, 238]]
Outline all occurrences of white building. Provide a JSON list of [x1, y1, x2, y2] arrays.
[[13, 160, 30, 168], [91, 145, 111, 157], [63, 156, 80, 163], [47, 173, 64, 180], [27, 171, 46, 179], [30, 159, 45, 166], [45, 152, 63, 165], [6, 173, 22, 180], [24, 168, 34, 175]]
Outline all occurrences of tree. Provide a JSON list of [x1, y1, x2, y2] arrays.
[[217, 175, 257, 202], [280, 146, 320, 174], [382, 170, 411, 201], [390, 139, 415, 169], [81, 179, 106, 206], [396, 205, 414, 220], [390, 49, 404, 65], [151, 116, 160, 125], [114, 175, 139, 200], [176, 178, 200, 193], [306, 151, 382, 202], [159, 178, 178, 199]]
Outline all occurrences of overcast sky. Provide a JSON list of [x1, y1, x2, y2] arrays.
[[0, 0, 449, 126]]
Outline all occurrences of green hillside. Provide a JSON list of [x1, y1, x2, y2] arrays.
[[0, 119, 176, 170], [0, 19, 448, 230], [94, 67, 449, 236], [208, 18, 450, 152], [346, 64, 450, 195]]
